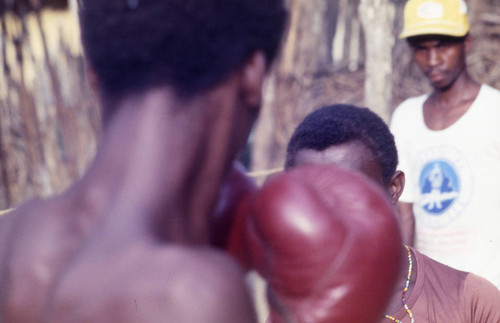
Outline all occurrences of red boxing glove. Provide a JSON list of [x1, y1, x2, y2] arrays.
[[211, 162, 257, 250], [240, 165, 402, 323]]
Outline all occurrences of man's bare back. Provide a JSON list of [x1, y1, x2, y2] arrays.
[[47, 232, 256, 323], [0, 1, 287, 322]]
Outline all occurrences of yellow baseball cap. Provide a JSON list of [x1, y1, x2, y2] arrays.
[[400, 0, 470, 39]]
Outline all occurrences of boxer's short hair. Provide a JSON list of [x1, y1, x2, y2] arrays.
[[285, 104, 398, 185]]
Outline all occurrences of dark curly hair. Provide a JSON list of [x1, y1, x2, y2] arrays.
[[79, 0, 287, 100], [285, 104, 398, 185]]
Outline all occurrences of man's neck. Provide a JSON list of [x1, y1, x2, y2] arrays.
[[384, 245, 417, 316], [432, 72, 480, 105], [76, 86, 238, 244], [423, 73, 481, 130]]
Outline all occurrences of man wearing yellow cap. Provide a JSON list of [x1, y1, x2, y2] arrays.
[[391, 0, 500, 290]]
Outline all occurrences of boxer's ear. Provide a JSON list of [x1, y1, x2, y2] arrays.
[[464, 33, 473, 53], [85, 65, 101, 101], [240, 51, 267, 109], [388, 170, 405, 204]]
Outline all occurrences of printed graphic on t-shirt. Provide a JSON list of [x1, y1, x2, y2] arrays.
[[414, 147, 472, 228], [419, 161, 459, 214]]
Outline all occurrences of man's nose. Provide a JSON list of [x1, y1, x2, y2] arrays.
[[427, 48, 441, 67]]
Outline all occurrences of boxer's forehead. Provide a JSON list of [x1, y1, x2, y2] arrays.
[[294, 141, 384, 187]]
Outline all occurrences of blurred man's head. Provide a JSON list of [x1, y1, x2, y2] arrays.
[[78, 0, 287, 103]]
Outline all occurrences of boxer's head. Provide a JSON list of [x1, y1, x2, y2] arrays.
[[285, 104, 404, 203], [78, 0, 287, 107]]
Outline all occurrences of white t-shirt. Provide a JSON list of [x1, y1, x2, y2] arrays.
[[390, 84, 500, 289]]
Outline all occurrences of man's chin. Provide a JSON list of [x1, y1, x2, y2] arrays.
[[430, 80, 453, 91]]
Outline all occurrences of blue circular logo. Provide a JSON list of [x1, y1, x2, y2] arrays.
[[418, 160, 460, 215]]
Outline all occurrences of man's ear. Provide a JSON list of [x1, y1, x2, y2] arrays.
[[85, 64, 101, 100], [464, 33, 473, 53], [388, 170, 405, 204], [240, 51, 267, 108]]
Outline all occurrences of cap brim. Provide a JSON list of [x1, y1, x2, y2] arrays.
[[399, 22, 469, 39], [400, 28, 468, 39]]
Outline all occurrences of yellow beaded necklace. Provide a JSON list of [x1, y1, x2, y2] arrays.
[[385, 245, 414, 323]]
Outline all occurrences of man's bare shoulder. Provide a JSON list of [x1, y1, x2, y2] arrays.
[[51, 245, 257, 323], [1, 197, 81, 258], [140, 247, 256, 322], [0, 196, 94, 321], [120, 247, 257, 323], [0, 198, 48, 261]]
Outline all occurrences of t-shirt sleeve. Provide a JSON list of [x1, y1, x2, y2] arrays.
[[390, 105, 414, 203], [462, 273, 500, 322]]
